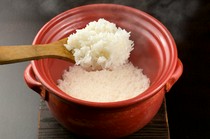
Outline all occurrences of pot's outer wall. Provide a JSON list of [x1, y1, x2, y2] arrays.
[[27, 4, 181, 138]]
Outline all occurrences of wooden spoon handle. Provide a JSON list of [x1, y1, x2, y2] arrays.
[[0, 39, 74, 64]]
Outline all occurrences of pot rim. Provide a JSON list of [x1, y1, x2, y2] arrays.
[[31, 3, 178, 108]]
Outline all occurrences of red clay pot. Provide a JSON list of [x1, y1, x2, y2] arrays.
[[24, 4, 183, 138]]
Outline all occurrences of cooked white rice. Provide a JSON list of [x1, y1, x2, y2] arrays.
[[59, 18, 150, 102], [57, 63, 150, 102], [64, 18, 134, 70]]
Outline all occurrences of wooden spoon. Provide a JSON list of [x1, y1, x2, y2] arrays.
[[0, 38, 74, 65]]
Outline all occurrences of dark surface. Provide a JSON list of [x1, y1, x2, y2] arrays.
[[164, 1, 210, 138], [0, 0, 209, 139], [38, 99, 169, 139]]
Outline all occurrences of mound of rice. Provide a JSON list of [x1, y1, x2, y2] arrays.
[[58, 18, 150, 102], [57, 63, 150, 102], [64, 18, 134, 70]]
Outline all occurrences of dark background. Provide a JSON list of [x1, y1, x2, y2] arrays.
[[0, 0, 209, 138]]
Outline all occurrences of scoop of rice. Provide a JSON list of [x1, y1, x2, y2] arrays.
[[64, 18, 134, 70], [57, 63, 150, 102]]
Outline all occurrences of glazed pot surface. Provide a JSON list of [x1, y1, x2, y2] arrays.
[[24, 4, 183, 138]]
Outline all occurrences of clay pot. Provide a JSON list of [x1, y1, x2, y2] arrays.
[[24, 4, 183, 138]]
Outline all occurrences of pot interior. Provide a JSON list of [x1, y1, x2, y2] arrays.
[[32, 4, 177, 101]]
